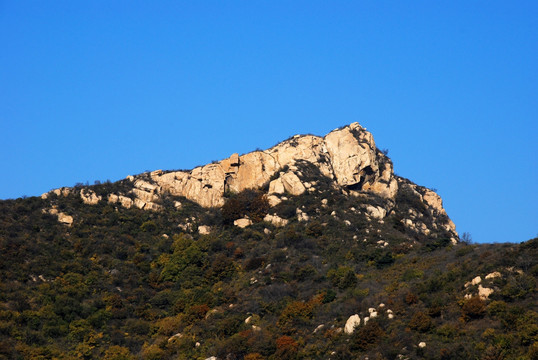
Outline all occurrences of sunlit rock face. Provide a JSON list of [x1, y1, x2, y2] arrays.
[[41, 122, 457, 241], [145, 122, 399, 207]]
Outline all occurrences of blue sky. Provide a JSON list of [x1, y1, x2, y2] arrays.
[[1, 1, 536, 243]]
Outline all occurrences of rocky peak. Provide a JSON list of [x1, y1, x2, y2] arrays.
[[42, 122, 458, 242], [143, 122, 397, 208]]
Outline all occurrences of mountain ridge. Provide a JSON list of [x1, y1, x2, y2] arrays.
[[41, 122, 458, 244]]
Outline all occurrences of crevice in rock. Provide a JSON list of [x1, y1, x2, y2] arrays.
[[347, 166, 376, 191]]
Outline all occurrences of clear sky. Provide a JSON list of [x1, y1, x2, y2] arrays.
[[1, 1, 537, 243]]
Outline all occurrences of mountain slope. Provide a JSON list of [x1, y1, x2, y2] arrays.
[[0, 123, 536, 360]]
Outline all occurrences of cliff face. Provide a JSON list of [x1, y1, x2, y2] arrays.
[[42, 122, 458, 242], [138, 123, 397, 207]]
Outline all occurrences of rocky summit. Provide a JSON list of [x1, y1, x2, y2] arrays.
[[42, 122, 458, 244]]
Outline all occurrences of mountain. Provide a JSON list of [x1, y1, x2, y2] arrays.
[[41, 123, 458, 244], [0, 123, 536, 360]]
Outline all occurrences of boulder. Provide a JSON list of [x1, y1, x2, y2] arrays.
[[134, 179, 158, 192], [325, 124, 377, 187], [366, 205, 386, 219], [344, 314, 361, 334], [313, 324, 325, 333], [118, 195, 134, 208], [168, 333, 182, 342], [234, 218, 252, 228], [52, 187, 71, 197], [134, 199, 146, 209], [264, 214, 288, 227], [486, 272, 501, 279], [280, 171, 306, 195], [296, 208, 309, 222], [57, 212, 74, 226], [44, 208, 73, 226], [80, 189, 101, 205], [471, 276, 482, 285], [145, 202, 163, 211], [422, 189, 444, 213], [266, 195, 282, 207], [268, 177, 285, 194], [198, 225, 211, 235], [132, 188, 159, 203], [478, 285, 494, 299]]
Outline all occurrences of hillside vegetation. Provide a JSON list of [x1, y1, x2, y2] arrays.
[[0, 176, 536, 360]]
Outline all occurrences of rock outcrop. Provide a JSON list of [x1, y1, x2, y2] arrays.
[[43, 207, 73, 226], [80, 189, 101, 205], [40, 122, 457, 240], [134, 123, 399, 208]]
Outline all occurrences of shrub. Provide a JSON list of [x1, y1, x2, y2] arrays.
[[294, 264, 317, 281], [402, 268, 424, 281], [275, 204, 297, 219], [103, 346, 134, 360], [244, 353, 265, 360], [186, 304, 210, 322], [322, 289, 337, 303], [205, 254, 236, 281], [245, 257, 265, 271], [487, 301, 507, 318], [480, 345, 504, 360], [154, 315, 183, 336], [278, 301, 314, 332], [461, 296, 486, 320], [222, 190, 269, 224], [351, 321, 385, 351], [375, 251, 395, 268], [409, 311, 432, 332], [275, 335, 299, 359], [528, 342, 538, 360], [141, 344, 165, 360], [405, 292, 418, 305], [305, 222, 324, 237], [327, 266, 356, 289], [140, 221, 157, 233]]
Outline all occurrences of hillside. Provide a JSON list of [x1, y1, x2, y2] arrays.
[[0, 124, 536, 360]]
